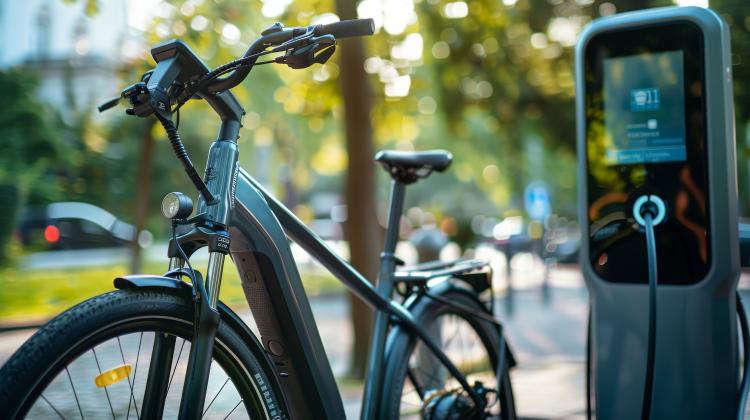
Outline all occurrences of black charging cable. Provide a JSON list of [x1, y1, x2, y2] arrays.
[[639, 206, 750, 420], [640, 210, 658, 420]]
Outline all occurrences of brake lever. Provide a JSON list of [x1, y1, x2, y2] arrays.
[[270, 28, 316, 53], [121, 82, 155, 117], [277, 34, 336, 69]]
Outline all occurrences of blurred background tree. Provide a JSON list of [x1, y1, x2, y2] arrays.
[[0, 71, 63, 263]]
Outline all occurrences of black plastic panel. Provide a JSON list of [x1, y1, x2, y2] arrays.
[[584, 22, 710, 284]]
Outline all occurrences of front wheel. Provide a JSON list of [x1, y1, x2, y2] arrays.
[[0, 288, 286, 419], [381, 287, 515, 419]]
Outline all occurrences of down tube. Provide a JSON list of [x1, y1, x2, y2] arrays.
[[230, 172, 345, 420]]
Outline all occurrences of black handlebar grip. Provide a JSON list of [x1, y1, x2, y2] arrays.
[[317, 19, 375, 38], [97, 96, 121, 113]]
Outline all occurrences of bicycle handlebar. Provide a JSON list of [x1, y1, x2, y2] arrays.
[[104, 18, 376, 111], [206, 18, 374, 93], [316, 18, 376, 38]]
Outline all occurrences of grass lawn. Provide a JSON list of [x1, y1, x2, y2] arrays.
[[0, 259, 343, 325]]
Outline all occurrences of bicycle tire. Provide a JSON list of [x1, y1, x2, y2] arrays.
[[381, 287, 515, 419], [0, 288, 286, 419]]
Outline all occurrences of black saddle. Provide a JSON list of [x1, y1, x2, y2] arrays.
[[375, 150, 453, 184]]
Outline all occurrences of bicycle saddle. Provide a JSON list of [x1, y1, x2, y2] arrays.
[[375, 149, 453, 184]]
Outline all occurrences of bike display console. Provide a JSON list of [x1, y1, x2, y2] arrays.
[[576, 6, 740, 419]]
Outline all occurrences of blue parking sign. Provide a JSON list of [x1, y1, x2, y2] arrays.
[[524, 182, 550, 220]]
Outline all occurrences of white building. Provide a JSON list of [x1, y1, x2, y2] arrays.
[[0, 0, 135, 119]]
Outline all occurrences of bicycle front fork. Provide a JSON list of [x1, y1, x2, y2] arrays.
[[179, 250, 226, 419], [160, 251, 227, 419]]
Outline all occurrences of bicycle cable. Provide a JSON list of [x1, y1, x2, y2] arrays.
[[156, 113, 216, 204], [173, 47, 285, 112], [171, 219, 197, 294]]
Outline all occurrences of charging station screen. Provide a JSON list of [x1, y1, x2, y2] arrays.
[[584, 22, 711, 285], [603, 51, 687, 165]]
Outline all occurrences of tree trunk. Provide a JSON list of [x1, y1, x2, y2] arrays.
[[130, 121, 155, 273], [0, 184, 20, 266], [334, 0, 381, 379]]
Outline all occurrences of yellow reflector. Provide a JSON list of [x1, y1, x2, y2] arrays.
[[94, 364, 132, 388]]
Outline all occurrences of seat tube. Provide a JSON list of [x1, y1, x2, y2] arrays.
[[361, 180, 406, 420]]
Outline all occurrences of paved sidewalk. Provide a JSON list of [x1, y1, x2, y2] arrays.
[[0, 285, 588, 419], [3, 265, 750, 419]]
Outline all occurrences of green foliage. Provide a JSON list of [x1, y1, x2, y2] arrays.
[[0, 262, 341, 322], [0, 70, 62, 189], [56, 0, 750, 241], [0, 70, 65, 264]]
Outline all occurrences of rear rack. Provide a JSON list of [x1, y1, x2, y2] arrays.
[[393, 258, 493, 298], [394, 258, 490, 281]]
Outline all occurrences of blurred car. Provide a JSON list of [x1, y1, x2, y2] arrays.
[[17, 202, 146, 250]]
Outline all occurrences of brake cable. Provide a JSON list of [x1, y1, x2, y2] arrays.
[[172, 48, 278, 112], [175, 29, 315, 109], [155, 113, 217, 205]]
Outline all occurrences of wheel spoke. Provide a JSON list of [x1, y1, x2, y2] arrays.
[[203, 377, 230, 417], [41, 393, 67, 420], [406, 368, 425, 400], [117, 336, 140, 420], [399, 310, 501, 418], [91, 347, 117, 419], [128, 332, 144, 420], [65, 366, 85, 419], [167, 338, 187, 393], [415, 362, 446, 391], [223, 400, 243, 420], [441, 317, 462, 349]]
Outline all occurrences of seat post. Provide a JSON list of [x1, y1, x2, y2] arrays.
[[382, 179, 406, 257]]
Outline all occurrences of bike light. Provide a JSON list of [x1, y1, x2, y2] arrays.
[[161, 192, 193, 220]]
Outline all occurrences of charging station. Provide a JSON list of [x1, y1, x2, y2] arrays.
[[576, 7, 741, 419]]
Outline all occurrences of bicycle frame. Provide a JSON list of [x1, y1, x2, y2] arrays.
[[230, 169, 486, 419], [129, 54, 495, 417]]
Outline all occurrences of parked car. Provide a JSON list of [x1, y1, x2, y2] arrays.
[[17, 202, 147, 250]]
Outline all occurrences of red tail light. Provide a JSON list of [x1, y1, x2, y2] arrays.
[[44, 225, 60, 243]]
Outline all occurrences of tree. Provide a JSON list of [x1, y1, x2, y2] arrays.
[[335, 0, 381, 379], [0, 70, 63, 263]]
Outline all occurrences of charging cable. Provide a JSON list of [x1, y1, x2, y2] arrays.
[[638, 199, 750, 420], [631, 195, 664, 420], [640, 210, 658, 420], [588, 195, 750, 419]]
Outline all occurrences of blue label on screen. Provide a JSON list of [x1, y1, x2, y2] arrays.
[[603, 51, 687, 165]]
